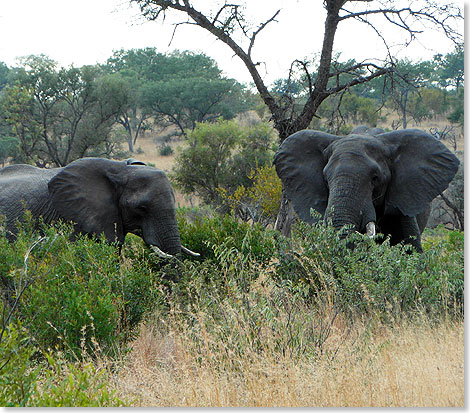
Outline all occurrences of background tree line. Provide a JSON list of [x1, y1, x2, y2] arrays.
[[0, 49, 257, 166], [0, 45, 463, 168]]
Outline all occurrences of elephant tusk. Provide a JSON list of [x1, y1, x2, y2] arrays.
[[366, 222, 376, 238], [181, 245, 200, 257], [150, 245, 174, 259]]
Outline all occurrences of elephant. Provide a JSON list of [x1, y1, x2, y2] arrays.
[[350, 125, 385, 136], [0, 157, 198, 258], [274, 128, 460, 251]]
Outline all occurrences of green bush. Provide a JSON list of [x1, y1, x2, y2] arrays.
[[177, 208, 278, 265], [158, 144, 174, 156], [29, 355, 126, 407], [275, 220, 464, 318], [172, 118, 276, 207], [0, 322, 39, 406], [0, 210, 463, 405], [0, 321, 125, 406], [0, 219, 164, 359], [217, 164, 282, 226]]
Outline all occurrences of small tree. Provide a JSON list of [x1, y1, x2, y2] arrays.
[[434, 44, 464, 92], [106, 49, 254, 146], [172, 119, 276, 207], [2, 56, 129, 166]]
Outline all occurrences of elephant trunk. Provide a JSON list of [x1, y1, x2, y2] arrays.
[[143, 212, 182, 256], [157, 225, 182, 256], [325, 178, 375, 238]]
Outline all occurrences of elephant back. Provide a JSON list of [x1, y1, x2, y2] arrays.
[[0, 164, 43, 177], [0, 165, 62, 236]]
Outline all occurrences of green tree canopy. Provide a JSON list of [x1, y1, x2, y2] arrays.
[[172, 118, 276, 206], [2, 55, 129, 166], [434, 45, 464, 91], [105, 48, 255, 147]]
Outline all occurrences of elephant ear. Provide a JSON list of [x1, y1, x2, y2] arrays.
[[379, 129, 460, 217], [48, 158, 127, 243], [274, 130, 340, 223]]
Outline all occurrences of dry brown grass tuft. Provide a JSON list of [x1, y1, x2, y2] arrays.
[[112, 317, 463, 407]]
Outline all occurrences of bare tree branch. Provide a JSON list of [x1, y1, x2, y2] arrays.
[[248, 9, 280, 58], [131, 0, 463, 141], [339, 3, 463, 44], [439, 192, 464, 231], [326, 67, 391, 95], [132, 0, 283, 126], [293, 60, 313, 96]]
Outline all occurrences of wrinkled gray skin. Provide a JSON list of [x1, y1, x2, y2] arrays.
[[274, 129, 460, 251], [0, 157, 184, 256]]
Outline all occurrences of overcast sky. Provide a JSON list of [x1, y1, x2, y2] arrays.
[[0, 0, 464, 86]]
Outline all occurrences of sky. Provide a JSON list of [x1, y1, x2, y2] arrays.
[[0, 0, 464, 86]]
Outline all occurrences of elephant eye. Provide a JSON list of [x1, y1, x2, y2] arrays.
[[136, 205, 148, 214], [371, 174, 380, 185]]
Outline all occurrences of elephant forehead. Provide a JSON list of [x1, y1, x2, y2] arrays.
[[127, 168, 167, 186], [124, 168, 174, 200], [329, 136, 387, 158]]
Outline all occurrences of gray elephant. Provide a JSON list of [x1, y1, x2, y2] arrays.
[[274, 128, 460, 251], [0, 157, 198, 258], [350, 125, 385, 136]]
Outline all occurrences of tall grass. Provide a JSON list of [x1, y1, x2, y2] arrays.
[[113, 299, 463, 407], [0, 213, 464, 406]]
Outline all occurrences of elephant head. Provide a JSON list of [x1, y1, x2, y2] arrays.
[[47, 157, 197, 258], [350, 125, 385, 136], [274, 129, 459, 249]]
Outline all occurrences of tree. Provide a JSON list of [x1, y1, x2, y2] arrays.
[[384, 59, 434, 129], [3, 56, 129, 166], [0, 135, 18, 167], [172, 119, 276, 207], [106, 68, 151, 153], [447, 88, 464, 127], [0, 84, 42, 163], [105, 48, 253, 148], [141, 76, 243, 137], [105, 48, 162, 153], [434, 44, 464, 91], [131, 0, 462, 235], [0, 61, 10, 91]]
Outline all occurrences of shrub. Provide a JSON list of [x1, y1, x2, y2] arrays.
[[275, 220, 464, 318], [29, 356, 126, 407], [0, 321, 125, 406], [172, 118, 276, 207], [0, 322, 39, 406], [177, 208, 278, 265], [0, 219, 164, 359], [158, 144, 173, 156], [0, 209, 463, 405], [217, 164, 282, 226]]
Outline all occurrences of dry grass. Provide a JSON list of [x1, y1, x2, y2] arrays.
[[110, 120, 463, 407], [112, 317, 464, 407]]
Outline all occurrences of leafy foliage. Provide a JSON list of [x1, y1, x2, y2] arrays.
[[177, 208, 277, 264], [0, 220, 162, 358], [0, 322, 125, 406], [172, 119, 276, 207], [1, 56, 129, 166], [0, 211, 463, 405], [217, 164, 282, 226], [105, 49, 255, 146]]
